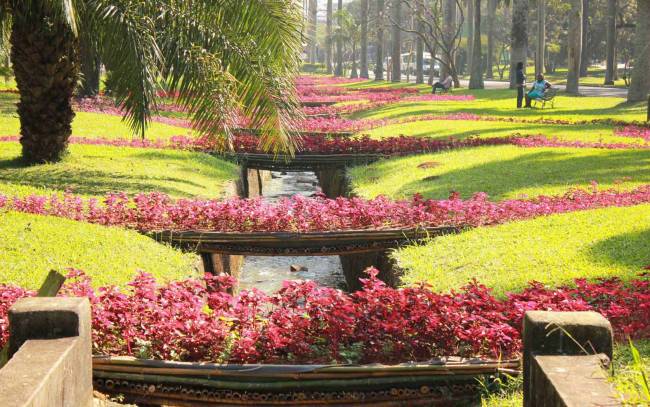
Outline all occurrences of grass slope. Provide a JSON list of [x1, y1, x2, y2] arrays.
[[395, 204, 650, 296], [350, 88, 645, 123], [363, 119, 633, 145], [0, 142, 238, 199], [0, 211, 198, 289], [349, 145, 650, 201]]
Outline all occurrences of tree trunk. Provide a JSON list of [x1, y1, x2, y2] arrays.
[[360, 0, 370, 78], [486, 0, 497, 79], [535, 0, 545, 77], [566, 0, 582, 95], [78, 34, 101, 98], [11, 4, 79, 164], [335, 0, 344, 76], [429, 44, 437, 85], [509, 0, 528, 88], [309, 0, 318, 64], [391, 0, 401, 82], [351, 43, 359, 78], [579, 0, 589, 77], [326, 0, 333, 73], [469, 0, 484, 88], [441, 0, 457, 79], [628, 0, 650, 102], [415, 1, 425, 84], [375, 0, 385, 80], [466, 0, 474, 73], [604, 0, 617, 85]]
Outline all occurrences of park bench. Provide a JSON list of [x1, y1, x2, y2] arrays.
[[530, 87, 558, 109]]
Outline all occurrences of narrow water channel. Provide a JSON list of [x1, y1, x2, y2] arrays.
[[238, 171, 346, 293]]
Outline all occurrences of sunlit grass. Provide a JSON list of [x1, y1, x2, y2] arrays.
[[395, 204, 650, 296], [0, 211, 199, 289], [349, 145, 650, 201], [0, 142, 238, 199]]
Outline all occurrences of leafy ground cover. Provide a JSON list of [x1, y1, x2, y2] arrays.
[[0, 211, 198, 289], [395, 204, 650, 296], [1, 269, 647, 365], [0, 142, 238, 199], [349, 145, 650, 201]]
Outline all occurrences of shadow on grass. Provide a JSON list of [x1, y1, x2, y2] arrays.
[[394, 149, 650, 200], [586, 228, 650, 270]]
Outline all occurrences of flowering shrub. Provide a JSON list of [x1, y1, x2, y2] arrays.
[[1, 270, 647, 364], [3, 184, 650, 233]]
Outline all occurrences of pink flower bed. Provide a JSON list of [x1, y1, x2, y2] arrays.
[[615, 125, 650, 142], [3, 185, 650, 233], [1, 270, 647, 364]]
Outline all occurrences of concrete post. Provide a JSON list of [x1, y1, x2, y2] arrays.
[[0, 298, 93, 407], [523, 311, 614, 407]]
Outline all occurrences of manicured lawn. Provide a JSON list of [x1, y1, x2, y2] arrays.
[[350, 88, 645, 123], [0, 211, 198, 289], [362, 119, 630, 144], [0, 142, 238, 199], [0, 92, 193, 140], [395, 204, 650, 296], [349, 145, 650, 201]]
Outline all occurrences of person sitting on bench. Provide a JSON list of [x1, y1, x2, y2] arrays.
[[525, 74, 552, 107], [432, 75, 453, 94]]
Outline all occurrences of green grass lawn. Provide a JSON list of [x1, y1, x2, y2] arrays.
[[0, 142, 238, 199], [0, 92, 193, 140], [362, 119, 633, 145], [349, 145, 650, 201], [350, 88, 646, 123], [395, 204, 650, 296], [0, 211, 199, 289]]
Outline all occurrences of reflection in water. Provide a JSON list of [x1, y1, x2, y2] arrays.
[[238, 171, 346, 293]]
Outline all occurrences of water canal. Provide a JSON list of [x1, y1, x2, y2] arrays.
[[238, 170, 346, 292]]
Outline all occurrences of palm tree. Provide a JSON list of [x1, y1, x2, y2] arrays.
[[327, 0, 333, 73], [466, 0, 474, 74], [535, 0, 545, 77], [335, 0, 344, 76], [2, 0, 303, 164], [334, 9, 361, 79], [509, 0, 528, 88], [468, 0, 483, 88], [485, 0, 497, 79], [390, 0, 401, 82], [604, 0, 616, 85], [375, 0, 385, 80], [628, 0, 649, 102], [360, 0, 369, 78], [566, 0, 583, 94]]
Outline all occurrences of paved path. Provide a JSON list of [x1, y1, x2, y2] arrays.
[[390, 73, 629, 98]]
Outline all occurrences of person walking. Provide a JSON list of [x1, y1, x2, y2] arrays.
[[515, 62, 526, 108]]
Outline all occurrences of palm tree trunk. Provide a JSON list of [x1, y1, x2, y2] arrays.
[[415, 1, 424, 84], [351, 42, 359, 78], [360, 0, 370, 78], [391, 0, 401, 82], [466, 0, 474, 74], [579, 0, 589, 77], [535, 0, 545, 77], [509, 0, 528, 88], [566, 0, 582, 95], [335, 0, 344, 76], [326, 0, 333, 73], [604, 0, 617, 85], [441, 0, 457, 79], [375, 0, 385, 80], [468, 0, 484, 88], [11, 4, 79, 164], [486, 0, 497, 79], [308, 0, 318, 64], [628, 0, 650, 102]]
